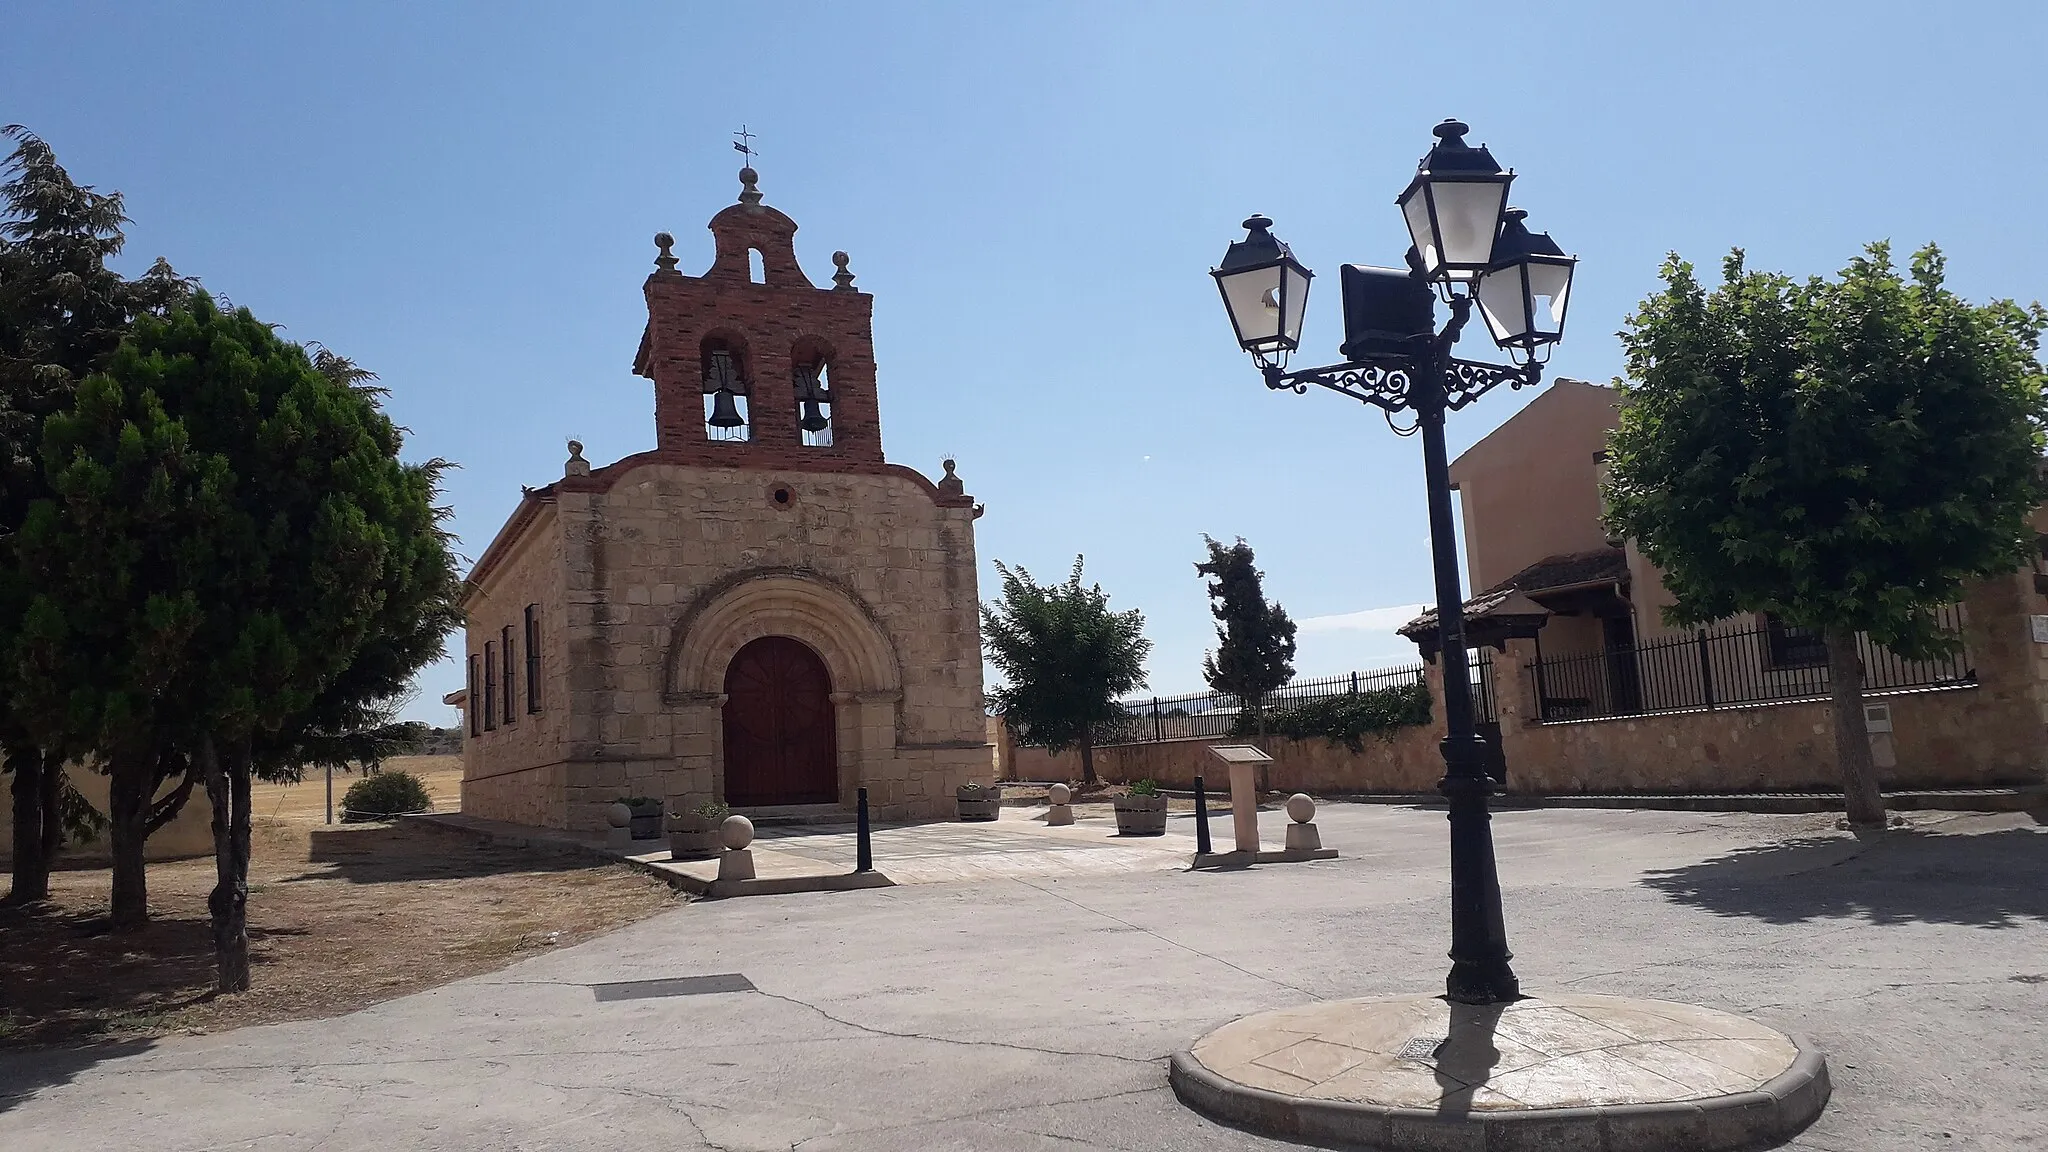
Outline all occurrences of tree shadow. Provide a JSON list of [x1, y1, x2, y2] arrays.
[[281, 825, 603, 885], [0, 1037, 155, 1114], [0, 897, 227, 1054], [1641, 825, 2048, 928]]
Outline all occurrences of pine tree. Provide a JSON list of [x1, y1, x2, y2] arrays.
[[1196, 534, 1297, 750]]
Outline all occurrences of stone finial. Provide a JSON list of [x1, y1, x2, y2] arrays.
[[565, 438, 590, 477], [653, 231, 678, 273], [738, 165, 763, 205], [937, 457, 965, 496], [831, 250, 857, 291], [1285, 793, 1316, 823]]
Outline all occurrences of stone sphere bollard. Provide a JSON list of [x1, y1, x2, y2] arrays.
[[1046, 782, 1075, 826], [1284, 793, 1322, 853], [719, 814, 755, 851], [716, 815, 757, 883], [606, 801, 632, 829]]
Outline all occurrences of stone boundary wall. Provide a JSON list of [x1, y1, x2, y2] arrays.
[[1000, 573, 2048, 797]]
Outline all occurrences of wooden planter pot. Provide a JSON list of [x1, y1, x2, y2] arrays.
[[627, 802, 664, 840], [956, 787, 1003, 822], [667, 814, 723, 860], [1112, 794, 1168, 836]]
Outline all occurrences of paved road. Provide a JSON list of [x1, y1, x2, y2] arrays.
[[5, 804, 2045, 1151]]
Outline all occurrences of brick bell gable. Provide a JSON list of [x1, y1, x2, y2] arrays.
[[633, 165, 883, 469]]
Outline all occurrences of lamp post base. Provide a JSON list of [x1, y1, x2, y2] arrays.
[[1171, 993, 1830, 1151], [1446, 957, 1522, 1006]]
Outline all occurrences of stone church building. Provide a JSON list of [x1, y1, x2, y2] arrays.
[[449, 166, 990, 829]]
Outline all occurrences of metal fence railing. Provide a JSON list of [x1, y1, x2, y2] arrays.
[[1095, 663, 1429, 746], [1082, 651, 1497, 748], [1525, 606, 1974, 723]]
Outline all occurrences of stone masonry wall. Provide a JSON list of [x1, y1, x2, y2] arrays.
[[458, 504, 573, 828], [550, 460, 986, 829]]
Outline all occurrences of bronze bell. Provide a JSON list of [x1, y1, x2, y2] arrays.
[[707, 389, 745, 428], [799, 399, 830, 433]]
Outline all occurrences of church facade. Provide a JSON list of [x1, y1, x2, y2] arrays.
[[451, 167, 990, 830]]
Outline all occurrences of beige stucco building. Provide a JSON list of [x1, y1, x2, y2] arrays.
[[449, 167, 990, 831]]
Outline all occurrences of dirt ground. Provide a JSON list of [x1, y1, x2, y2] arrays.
[[0, 756, 678, 1048]]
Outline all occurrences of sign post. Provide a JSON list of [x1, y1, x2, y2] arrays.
[[1205, 744, 1273, 854]]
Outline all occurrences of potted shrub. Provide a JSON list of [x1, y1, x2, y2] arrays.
[[1113, 779, 1168, 836], [617, 796, 664, 840], [956, 782, 1002, 822], [669, 800, 729, 860]]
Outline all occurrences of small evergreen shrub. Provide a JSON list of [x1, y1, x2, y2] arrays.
[[1235, 682, 1434, 751], [340, 770, 433, 823], [1128, 778, 1161, 797]]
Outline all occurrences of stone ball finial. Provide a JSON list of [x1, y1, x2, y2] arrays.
[[653, 232, 678, 273], [1049, 783, 1071, 805], [738, 166, 763, 205], [937, 457, 965, 496], [1285, 793, 1316, 824], [831, 249, 856, 291], [565, 438, 590, 477], [719, 814, 755, 851]]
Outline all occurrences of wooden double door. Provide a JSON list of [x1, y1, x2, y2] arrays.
[[722, 636, 838, 807]]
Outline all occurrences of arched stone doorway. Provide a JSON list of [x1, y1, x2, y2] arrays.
[[722, 636, 838, 806]]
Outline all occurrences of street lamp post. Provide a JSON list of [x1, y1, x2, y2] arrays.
[[1210, 119, 1576, 1006]]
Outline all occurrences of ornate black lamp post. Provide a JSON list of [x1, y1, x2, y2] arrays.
[[1211, 120, 1576, 1006]]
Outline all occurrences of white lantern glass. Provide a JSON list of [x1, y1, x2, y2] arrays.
[[1218, 262, 1285, 350], [1425, 179, 1510, 280]]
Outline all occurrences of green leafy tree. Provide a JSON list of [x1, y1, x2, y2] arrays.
[[1195, 534, 1296, 748], [16, 294, 460, 990], [982, 557, 1150, 786], [1604, 243, 2046, 828], [0, 125, 149, 902]]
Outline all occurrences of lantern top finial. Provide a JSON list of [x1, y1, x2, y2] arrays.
[[1433, 119, 1470, 142], [1242, 213, 1274, 233]]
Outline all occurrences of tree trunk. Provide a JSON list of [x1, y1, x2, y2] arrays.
[[1078, 732, 1098, 786], [1251, 694, 1271, 793], [205, 736, 252, 993], [1826, 628, 1887, 832], [35, 751, 62, 882], [107, 752, 151, 931], [6, 747, 50, 904]]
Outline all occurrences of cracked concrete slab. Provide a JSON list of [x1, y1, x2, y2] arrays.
[[3, 804, 2043, 1150]]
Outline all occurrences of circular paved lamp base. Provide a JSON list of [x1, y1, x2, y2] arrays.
[[1171, 993, 1828, 1152]]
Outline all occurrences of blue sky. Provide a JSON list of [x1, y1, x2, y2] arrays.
[[8, 2, 2046, 724]]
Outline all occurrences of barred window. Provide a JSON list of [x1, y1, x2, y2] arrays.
[[501, 626, 517, 726], [1763, 614, 1827, 670], [467, 655, 481, 737], [524, 604, 542, 713], [483, 641, 498, 731]]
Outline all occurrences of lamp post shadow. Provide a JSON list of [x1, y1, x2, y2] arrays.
[[1431, 1000, 1510, 1117]]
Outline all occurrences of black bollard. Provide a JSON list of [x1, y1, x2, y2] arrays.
[[1194, 774, 1212, 856], [856, 786, 873, 873]]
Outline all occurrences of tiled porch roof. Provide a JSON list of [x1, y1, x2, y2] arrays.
[[1400, 546, 1628, 636]]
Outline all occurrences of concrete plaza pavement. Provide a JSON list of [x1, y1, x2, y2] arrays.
[[3, 803, 2045, 1151]]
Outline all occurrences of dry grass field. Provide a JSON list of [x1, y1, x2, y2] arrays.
[[1, 755, 678, 1048]]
